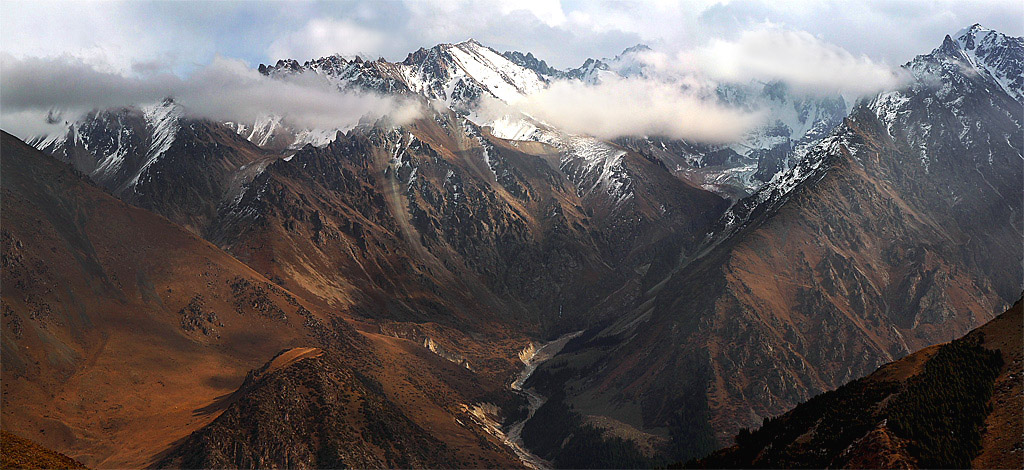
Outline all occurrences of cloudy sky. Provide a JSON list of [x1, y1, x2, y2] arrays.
[[0, 0, 1020, 141], [2, 0, 1019, 73]]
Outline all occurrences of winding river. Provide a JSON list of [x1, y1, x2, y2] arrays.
[[503, 330, 584, 469]]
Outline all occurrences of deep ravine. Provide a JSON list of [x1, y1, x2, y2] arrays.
[[506, 331, 584, 469], [462, 331, 583, 469]]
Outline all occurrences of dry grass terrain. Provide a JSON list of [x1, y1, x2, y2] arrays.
[[1, 431, 87, 469]]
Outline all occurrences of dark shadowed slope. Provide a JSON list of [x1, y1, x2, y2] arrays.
[[691, 296, 1021, 469], [156, 347, 460, 469], [210, 108, 726, 334]]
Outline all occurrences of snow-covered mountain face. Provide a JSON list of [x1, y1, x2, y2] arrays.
[[239, 40, 849, 198], [31, 100, 182, 196], [28, 26, 1013, 206], [242, 39, 550, 150], [871, 25, 1023, 174], [29, 98, 284, 235], [951, 24, 1024, 103], [28, 38, 849, 203], [507, 43, 653, 83], [617, 81, 847, 197], [725, 81, 847, 176]]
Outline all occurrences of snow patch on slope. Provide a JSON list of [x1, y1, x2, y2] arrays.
[[445, 41, 546, 104], [540, 132, 633, 204], [484, 114, 541, 141], [130, 101, 182, 187]]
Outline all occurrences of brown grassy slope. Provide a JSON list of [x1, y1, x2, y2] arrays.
[[0, 130, 342, 467], [0, 432, 87, 470], [970, 297, 1023, 469], [0, 131, 524, 468]]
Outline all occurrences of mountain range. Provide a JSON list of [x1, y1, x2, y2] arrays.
[[2, 23, 1022, 469]]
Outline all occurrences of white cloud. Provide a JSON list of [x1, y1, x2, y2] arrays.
[[499, 0, 567, 27], [181, 57, 421, 129], [0, 0, 215, 75], [0, 54, 421, 140], [0, 53, 180, 110], [682, 26, 909, 96], [511, 75, 765, 142], [1, 1, 1016, 144], [0, 109, 70, 140], [483, 24, 904, 144], [267, 18, 387, 61]]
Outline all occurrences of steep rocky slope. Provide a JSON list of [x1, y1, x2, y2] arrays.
[[210, 108, 725, 334], [523, 27, 1022, 463], [691, 296, 1021, 469]]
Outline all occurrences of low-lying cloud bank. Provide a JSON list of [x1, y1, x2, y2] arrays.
[[0, 54, 420, 140], [513, 76, 763, 143], [493, 25, 906, 142], [685, 27, 909, 97]]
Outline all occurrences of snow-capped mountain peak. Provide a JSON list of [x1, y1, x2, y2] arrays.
[[261, 38, 546, 111], [946, 24, 1023, 103], [954, 23, 991, 47], [871, 25, 1022, 175], [420, 38, 547, 105]]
